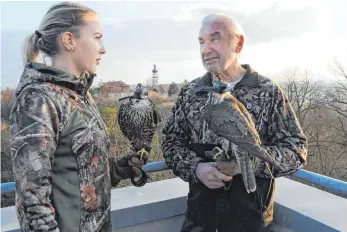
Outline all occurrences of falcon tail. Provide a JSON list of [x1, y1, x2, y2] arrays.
[[235, 142, 285, 172], [239, 155, 257, 193]]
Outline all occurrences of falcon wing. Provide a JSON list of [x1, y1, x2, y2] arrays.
[[148, 98, 162, 126]]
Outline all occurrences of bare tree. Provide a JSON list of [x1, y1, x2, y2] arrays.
[[279, 67, 347, 181], [280, 68, 324, 132], [328, 58, 347, 118], [1, 88, 15, 121], [168, 82, 179, 96]]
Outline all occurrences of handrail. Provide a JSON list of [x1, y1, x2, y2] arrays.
[[290, 168, 347, 195], [1, 182, 15, 194], [2, 161, 347, 195]]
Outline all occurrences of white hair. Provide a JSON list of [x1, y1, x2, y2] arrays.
[[201, 13, 245, 38]]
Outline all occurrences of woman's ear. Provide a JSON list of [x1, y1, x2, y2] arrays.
[[61, 31, 75, 52]]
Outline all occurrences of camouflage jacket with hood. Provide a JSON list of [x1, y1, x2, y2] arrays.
[[162, 64, 308, 230], [10, 62, 121, 232]]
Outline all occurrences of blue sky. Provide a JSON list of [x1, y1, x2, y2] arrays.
[[1, 0, 347, 89]]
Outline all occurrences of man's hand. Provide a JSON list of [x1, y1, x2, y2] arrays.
[[205, 147, 242, 177], [195, 162, 233, 189]]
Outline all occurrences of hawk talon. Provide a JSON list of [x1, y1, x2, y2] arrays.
[[212, 147, 230, 160], [213, 147, 224, 159], [137, 148, 149, 160]]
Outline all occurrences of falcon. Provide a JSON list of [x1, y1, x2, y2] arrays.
[[117, 84, 161, 186], [118, 83, 161, 160], [203, 87, 285, 193]]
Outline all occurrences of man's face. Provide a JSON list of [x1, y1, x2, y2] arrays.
[[198, 20, 239, 74]]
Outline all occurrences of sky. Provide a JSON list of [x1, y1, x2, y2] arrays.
[[1, 0, 347, 89]]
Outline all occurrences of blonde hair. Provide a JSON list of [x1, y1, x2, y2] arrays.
[[23, 2, 95, 64]]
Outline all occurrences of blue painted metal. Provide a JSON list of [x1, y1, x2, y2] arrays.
[[0, 162, 170, 193], [291, 169, 347, 195], [1, 182, 15, 194], [2, 161, 347, 195], [143, 161, 169, 173]]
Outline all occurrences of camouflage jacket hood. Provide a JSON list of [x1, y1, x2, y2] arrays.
[[15, 62, 95, 97], [10, 62, 114, 232], [162, 64, 308, 183]]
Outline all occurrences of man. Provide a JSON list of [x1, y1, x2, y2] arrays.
[[162, 14, 308, 232]]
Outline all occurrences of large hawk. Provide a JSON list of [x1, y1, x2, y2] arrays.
[[203, 85, 284, 193]]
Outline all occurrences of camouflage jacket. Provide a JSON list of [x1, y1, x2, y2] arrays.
[[10, 62, 116, 232], [162, 64, 308, 183]]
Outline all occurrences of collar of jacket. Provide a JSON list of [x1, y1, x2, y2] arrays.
[[195, 64, 259, 93], [18, 62, 95, 96]]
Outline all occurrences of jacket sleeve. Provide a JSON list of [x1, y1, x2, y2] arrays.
[[257, 84, 308, 178], [161, 87, 203, 183], [10, 88, 60, 231]]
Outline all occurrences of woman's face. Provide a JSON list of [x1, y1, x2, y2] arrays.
[[71, 13, 106, 75]]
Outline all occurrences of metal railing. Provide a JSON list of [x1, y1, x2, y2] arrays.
[[2, 161, 347, 195]]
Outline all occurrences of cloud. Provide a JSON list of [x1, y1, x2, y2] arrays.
[[1, 29, 31, 89], [1, 26, 33, 31], [102, 18, 126, 30], [173, 1, 276, 22], [174, 2, 317, 44], [242, 32, 347, 80], [1, 1, 345, 90]]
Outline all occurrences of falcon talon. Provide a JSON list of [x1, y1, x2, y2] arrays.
[[137, 148, 149, 161], [213, 147, 224, 159]]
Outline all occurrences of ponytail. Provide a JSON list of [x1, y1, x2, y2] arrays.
[[21, 1, 96, 65], [22, 32, 40, 65]]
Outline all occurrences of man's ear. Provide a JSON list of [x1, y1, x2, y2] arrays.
[[236, 35, 244, 53]]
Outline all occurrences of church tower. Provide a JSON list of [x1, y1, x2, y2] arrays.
[[151, 64, 159, 87]]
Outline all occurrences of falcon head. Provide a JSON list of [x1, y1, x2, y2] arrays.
[[133, 83, 148, 99]]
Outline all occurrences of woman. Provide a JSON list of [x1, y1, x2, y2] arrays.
[[9, 2, 146, 231]]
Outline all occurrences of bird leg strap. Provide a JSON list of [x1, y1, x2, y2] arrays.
[[223, 180, 233, 190], [130, 166, 148, 187], [110, 153, 148, 187], [131, 149, 149, 187]]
